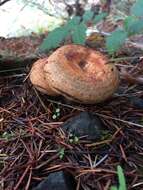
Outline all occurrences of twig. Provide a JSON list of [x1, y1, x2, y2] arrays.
[[14, 165, 30, 190], [25, 168, 32, 190], [0, 67, 25, 73], [0, 0, 11, 6], [96, 113, 143, 128], [33, 87, 49, 112], [132, 182, 143, 188], [110, 56, 141, 62]]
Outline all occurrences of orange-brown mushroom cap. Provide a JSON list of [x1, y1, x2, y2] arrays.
[[44, 44, 119, 104], [29, 58, 58, 96]]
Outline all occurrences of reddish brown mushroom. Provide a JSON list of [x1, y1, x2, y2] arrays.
[[30, 44, 119, 104]]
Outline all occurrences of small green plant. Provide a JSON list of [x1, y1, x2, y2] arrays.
[[106, 0, 143, 54], [0, 131, 14, 140], [39, 0, 143, 55], [52, 108, 60, 120], [110, 165, 127, 190], [69, 133, 79, 144], [58, 147, 65, 159], [39, 10, 107, 53]]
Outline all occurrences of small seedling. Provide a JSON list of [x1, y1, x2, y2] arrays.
[[110, 165, 127, 190], [52, 108, 60, 120], [58, 148, 65, 159], [69, 133, 79, 144], [1, 132, 14, 140]]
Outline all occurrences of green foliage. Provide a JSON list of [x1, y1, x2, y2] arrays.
[[39, 0, 143, 55], [131, 0, 143, 17], [69, 134, 79, 144], [124, 16, 137, 33], [39, 26, 69, 52], [82, 10, 94, 22], [127, 19, 143, 35], [39, 10, 107, 53], [52, 108, 60, 120], [110, 165, 127, 190], [124, 15, 143, 36], [106, 0, 143, 54], [111, 187, 118, 190], [93, 12, 107, 24], [58, 148, 65, 159], [1, 131, 14, 140], [71, 22, 87, 45], [106, 29, 127, 54], [66, 16, 81, 30]]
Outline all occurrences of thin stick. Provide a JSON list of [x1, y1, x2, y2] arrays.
[[33, 87, 48, 112], [14, 165, 30, 190], [110, 56, 141, 62], [96, 113, 143, 128]]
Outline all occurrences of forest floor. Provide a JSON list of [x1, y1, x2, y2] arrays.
[[0, 34, 143, 190]]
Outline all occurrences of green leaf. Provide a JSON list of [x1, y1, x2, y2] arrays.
[[72, 22, 87, 45], [66, 16, 81, 31], [124, 16, 137, 32], [110, 186, 118, 190], [39, 26, 69, 52], [106, 29, 127, 54], [131, 0, 143, 17], [124, 16, 143, 35], [52, 114, 57, 120], [128, 19, 143, 35], [55, 108, 60, 113], [117, 166, 126, 190], [93, 12, 107, 24], [59, 148, 65, 159], [82, 10, 94, 22], [110, 165, 127, 190]]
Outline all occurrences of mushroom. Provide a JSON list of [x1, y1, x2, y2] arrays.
[[30, 44, 119, 104], [29, 58, 57, 95]]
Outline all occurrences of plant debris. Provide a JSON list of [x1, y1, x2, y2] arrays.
[[0, 56, 143, 190]]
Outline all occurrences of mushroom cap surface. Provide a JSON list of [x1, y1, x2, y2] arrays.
[[29, 58, 58, 95], [44, 44, 119, 104]]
